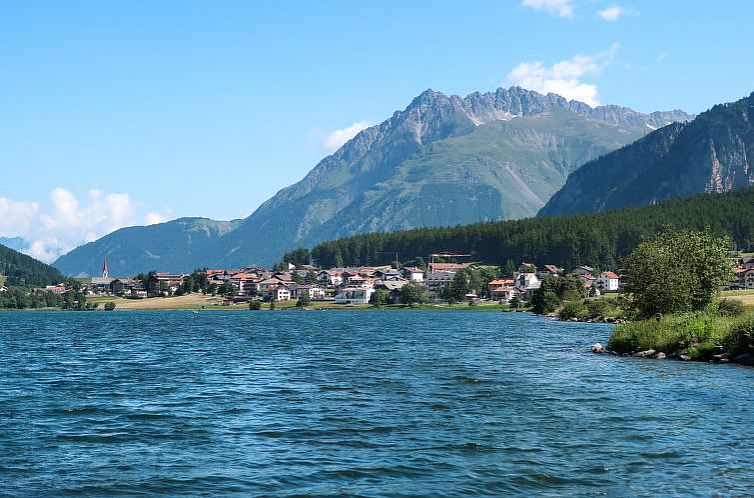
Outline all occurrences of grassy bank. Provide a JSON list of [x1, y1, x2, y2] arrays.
[[608, 308, 754, 361], [82, 295, 509, 311]]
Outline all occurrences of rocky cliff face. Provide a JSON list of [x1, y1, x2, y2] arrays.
[[539, 92, 754, 217], [54, 87, 692, 273]]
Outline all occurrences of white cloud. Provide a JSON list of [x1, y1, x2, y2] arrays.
[[522, 0, 574, 17], [0, 188, 168, 263], [597, 6, 622, 21], [323, 120, 371, 153], [505, 43, 619, 107], [144, 212, 168, 225]]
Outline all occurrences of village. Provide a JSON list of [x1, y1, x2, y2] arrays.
[[23, 253, 754, 309]]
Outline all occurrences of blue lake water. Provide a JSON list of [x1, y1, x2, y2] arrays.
[[1, 310, 753, 496]]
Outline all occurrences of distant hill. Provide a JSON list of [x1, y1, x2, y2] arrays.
[[539, 92, 754, 217], [0, 244, 66, 287], [53, 218, 242, 277], [55, 86, 691, 274], [310, 187, 754, 270]]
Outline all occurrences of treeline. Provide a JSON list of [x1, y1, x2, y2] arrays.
[[308, 187, 754, 269], [0, 244, 66, 287]]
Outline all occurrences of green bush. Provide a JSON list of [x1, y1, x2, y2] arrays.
[[104, 302, 116, 311], [249, 300, 262, 310], [559, 301, 588, 320], [717, 298, 745, 317], [722, 315, 754, 355]]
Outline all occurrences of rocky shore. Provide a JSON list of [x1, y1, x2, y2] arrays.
[[590, 342, 754, 366]]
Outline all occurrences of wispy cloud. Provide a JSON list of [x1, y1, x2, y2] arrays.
[[597, 5, 637, 21], [522, 0, 575, 17], [0, 188, 170, 263], [323, 120, 371, 153], [506, 43, 619, 107], [597, 6, 623, 21]]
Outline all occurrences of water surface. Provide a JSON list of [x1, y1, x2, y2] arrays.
[[1, 310, 752, 496]]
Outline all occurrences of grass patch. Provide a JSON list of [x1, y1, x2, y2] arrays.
[[608, 310, 753, 360]]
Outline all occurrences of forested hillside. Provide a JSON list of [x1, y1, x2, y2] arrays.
[[310, 187, 754, 269], [0, 244, 66, 287]]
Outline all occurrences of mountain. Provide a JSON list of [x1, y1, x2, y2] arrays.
[[310, 187, 754, 270], [0, 236, 28, 252], [539, 92, 754, 217], [53, 218, 242, 277], [0, 243, 65, 287], [54, 87, 692, 274]]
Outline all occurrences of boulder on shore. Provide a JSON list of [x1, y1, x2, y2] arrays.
[[591, 342, 607, 354], [632, 349, 656, 358]]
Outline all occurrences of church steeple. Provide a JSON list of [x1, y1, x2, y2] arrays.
[[102, 258, 109, 278]]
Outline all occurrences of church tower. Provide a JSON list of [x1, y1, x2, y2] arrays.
[[102, 259, 109, 278]]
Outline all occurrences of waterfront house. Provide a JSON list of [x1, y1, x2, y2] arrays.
[[334, 285, 374, 305], [487, 279, 516, 302], [266, 284, 291, 302], [596, 271, 620, 292], [515, 273, 541, 301]]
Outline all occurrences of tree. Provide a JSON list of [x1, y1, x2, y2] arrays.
[[104, 302, 116, 311], [292, 272, 304, 284], [305, 270, 318, 284], [296, 291, 311, 308], [450, 270, 470, 301], [283, 248, 310, 267], [369, 288, 389, 307], [249, 300, 261, 310], [400, 283, 422, 306], [625, 228, 733, 317]]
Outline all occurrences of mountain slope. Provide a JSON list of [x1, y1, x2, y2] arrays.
[[53, 218, 242, 277], [539, 92, 754, 216], [55, 87, 691, 273], [0, 244, 65, 286], [213, 87, 690, 267]]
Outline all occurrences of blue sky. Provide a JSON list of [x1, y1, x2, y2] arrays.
[[2, 0, 754, 261]]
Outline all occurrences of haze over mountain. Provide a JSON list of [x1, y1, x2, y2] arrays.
[[540, 92, 754, 217], [54, 87, 691, 276]]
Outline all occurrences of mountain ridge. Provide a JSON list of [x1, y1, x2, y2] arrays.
[[539, 91, 754, 217], [53, 86, 693, 276]]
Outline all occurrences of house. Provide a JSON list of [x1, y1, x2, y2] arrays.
[[229, 273, 260, 295], [110, 278, 142, 296], [257, 277, 287, 294], [571, 265, 595, 276], [374, 269, 403, 280], [742, 268, 754, 290], [515, 273, 541, 301], [148, 273, 188, 295], [42, 284, 68, 294], [318, 270, 343, 287], [741, 257, 754, 270], [428, 262, 470, 274], [596, 271, 620, 292], [425, 271, 457, 296], [334, 285, 375, 305], [0, 285, 7, 293], [266, 284, 291, 302], [488, 279, 516, 302], [402, 267, 425, 282], [288, 283, 325, 300], [536, 265, 562, 280]]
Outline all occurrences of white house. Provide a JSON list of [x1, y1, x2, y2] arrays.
[[318, 270, 343, 287], [267, 285, 291, 302], [334, 286, 374, 305], [515, 273, 541, 301], [403, 267, 425, 282], [597, 271, 620, 292]]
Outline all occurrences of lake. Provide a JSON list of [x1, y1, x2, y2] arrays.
[[1, 310, 752, 496]]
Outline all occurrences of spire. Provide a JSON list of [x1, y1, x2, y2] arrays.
[[102, 258, 109, 278]]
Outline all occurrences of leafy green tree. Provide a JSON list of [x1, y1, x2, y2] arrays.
[[450, 271, 470, 301], [296, 291, 311, 308], [369, 288, 389, 307], [305, 270, 318, 284], [249, 300, 262, 310], [400, 283, 422, 306], [104, 302, 116, 311], [292, 272, 304, 284], [625, 229, 733, 317]]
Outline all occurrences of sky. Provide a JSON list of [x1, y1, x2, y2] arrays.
[[2, 0, 754, 262]]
